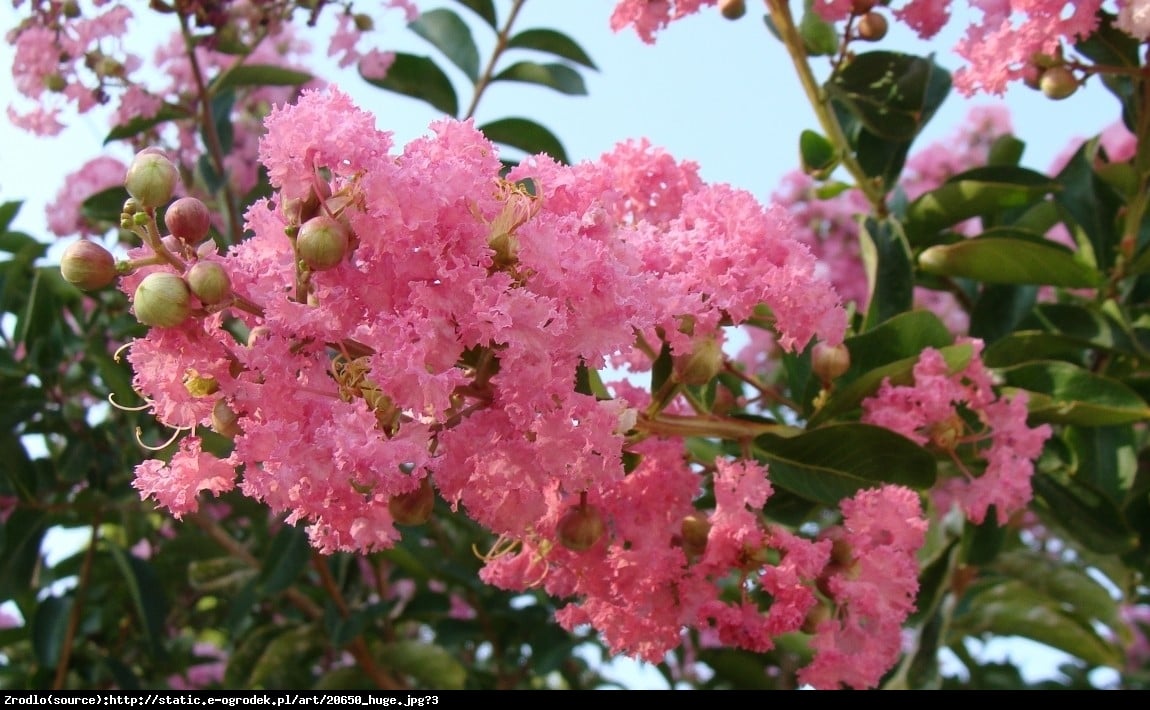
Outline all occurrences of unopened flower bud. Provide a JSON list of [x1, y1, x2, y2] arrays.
[[211, 399, 241, 438], [297, 215, 350, 270], [674, 336, 723, 385], [557, 503, 606, 552], [133, 272, 191, 327], [125, 150, 178, 210], [60, 240, 116, 290], [680, 514, 711, 558], [354, 13, 374, 31], [388, 477, 435, 526], [856, 11, 888, 41], [62, 0, 80, 18], [1039, 66, 1077, 100], [43, 74, 67, 92], [719, 0, 745, 20], [812, 342, 851, 383], [186, 261, 231, 305], [165, 197, 212, 244], [122, 197, 141, 215]]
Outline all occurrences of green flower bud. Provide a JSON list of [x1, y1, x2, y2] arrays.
[[297, 215, 350, 271], [186, 261, 231, 305], [133, 272, 191, 328], [125, 150, 178, 209], [673, 336, 723, 385], [812, 342, 851, 383], [60, 240, 117, 290], [1040, 66, 1077, 100]]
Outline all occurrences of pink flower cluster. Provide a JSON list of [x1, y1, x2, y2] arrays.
[[861, 340, 1051, 525], [102, 86, 935, 687]]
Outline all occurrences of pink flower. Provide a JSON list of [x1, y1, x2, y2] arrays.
[[861, 341, 1051, 524], [610, 0, 718, 43], [47, 156, 129, 237]]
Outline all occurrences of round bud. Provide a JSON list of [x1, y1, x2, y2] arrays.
[[60, 240, 116, 290], [680, 514, 711, 558], [719, 0, 745, 20], [125, 150, 178, 210], [133, 272, 191, 328], [165, 197, 212, 244], [856, 11, 888, 41], [557, 504, 606, 552], [186, 261, 231, 305], [211, 399, 241, 439], [811, 342, 851, 383], [44, 74, 67, 92], [388, 477, 435, 526], [296, 215, 350, 271], [353, 13, 374, 31], [1040, 66, 1077, 100], [673, 336, 724, 385]]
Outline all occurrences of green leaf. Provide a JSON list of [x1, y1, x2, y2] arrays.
[[479, 117, 569, 163], [0, 510, 48, 599], [257, 523, 311, 596], [799, 129, 837, 177], [860, 216, 914, 329], [952, 579, 1122, 667], [798, 4, 838, 56], [492, 61, 587, 96], [968, 284, 1038, 343], [361, 53, 459, 116], [104, 103, 192, 144], [80, 186, 131, 225], [650, 340, 673, 395], [453, 0, 497, 29], [1034, 473, 1137, 555], [844, 309, 952, 376], [753, 423, 935, 505], [573, 360, 610, 400], [211, 64, 312, 93], [188, 556, 258, 593], [31, 595, 73, 667], [987, 134, 1025, 167], [248, 623, 323, 688], [812, 342, 973, 426], [1055, 138, 1122, 271], [507, 29, 597, 69], [905, 167, 1059, 244], [998, 360, 1150, 425], [410, 8, 480, 83], [374, 640, 467, 689], [827, 51, 951, 142], [919, 232, 1102, 288], [853, 124, 911, 190], [0, 201, 22, 233], [1065, 424, 1137, 504], [108, 544, 169, 656], [992, 549, 1122, 628]]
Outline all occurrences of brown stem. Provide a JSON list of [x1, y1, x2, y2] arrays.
[[52, 517, 101, 689], [463, 0, 528, 120]]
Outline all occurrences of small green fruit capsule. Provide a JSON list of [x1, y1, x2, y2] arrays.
[[133, 272, 191, 328]]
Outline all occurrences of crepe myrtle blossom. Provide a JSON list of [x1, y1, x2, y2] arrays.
[[118, 87, 844, 551], [861, 340, 1051, 525]]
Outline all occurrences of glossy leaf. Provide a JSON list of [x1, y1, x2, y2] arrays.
[[1033, 473, 1137, 554], [827, 51, 951, 142], [80, 186, 131, 225], [104, 103, 192, 144], [108, 544, 168, 655], [1055, 138, 1122, 271], [919, 232, 1102, 288], [454, 0, 497, 28], [507, 29, 597, 69], [853, 123, 912, 190], [257, 524, 311, 595], [753, 424, 935, 505], [32, 595, 73, 667], [860, 216, 914, 329], [799, 129, 836, 176], [492, 61, 587, 96], [951, 580, 1122, 667], [0, 510, 48, 599], [211, 64, 312, 93], [991, 550, 1121, 627], [999, 360, 1150, 425], [798, 5, 837, 56], [844, 309, 952, 377], [968, 284, 1038, 344], [0, 201, 20, 233], [375, 640, 467, 689], [410, 8, 480, 82], [905, 167, 1059, 244], [479, 117, 569, 163], [361, 53, 459, 117]]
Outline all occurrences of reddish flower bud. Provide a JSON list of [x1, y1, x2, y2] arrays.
[[60, 240, 116, 290], [133, 272, 191, 328], [125, 150, 178, 210], [856, 11, 888, 41], [388, 477, 436, 526], [211, 400, 241, 439], [297, 215, 350, 271], [719, 0, 746, 20], [680, 514, 711, 558], [186, 261, 231, 305], [165, 197, 212, 244], [557, 503, 606, 552]]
